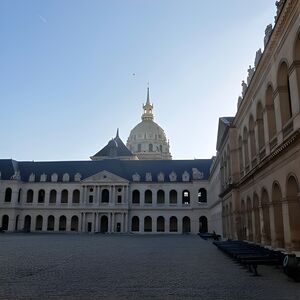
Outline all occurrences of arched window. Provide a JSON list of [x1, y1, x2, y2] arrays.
[[261, 189, 271, 245], [157, 216, 165, 232], [182, 216, 191, 233], [145, 190, 152, 204], [199, 216, 208, 233], [35, 215, 43, 231], [101, 189, 109, 203], [169, 216, 178, 232], [149, 144, 153, 152], [249, 115, 256, 160], [38, 189, 45, 203], [4, 188, 12, 202], [49, 190, 57, 204], [26, 189, 34, 203], [277, 62, 292, 127], [198, 188, 207, 203], [182, 190, 190, 205], [272, 183, 284, 248], [1, 215, 9, 230], [59, 216, 66, 231], [47, 215, 55, 231], [71, 216, 79, 231], [72, 190, 80, 204], [144, 216, 152, 232], [256, 102, 265, 151], [132, 190, 140, 204], [131, 216, 139, 231], [265, 85, 277, 140], [169, 190, 177, 204], [157, 190, 165, 204], [286, 175, 300, 248], [61, 190, 68, 204]]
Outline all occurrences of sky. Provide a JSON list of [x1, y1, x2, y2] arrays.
[[0, 0, 276, 161]]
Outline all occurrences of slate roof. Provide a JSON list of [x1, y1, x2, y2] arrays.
[[0, 158, 212, 183], [92, 131, 135, 158]]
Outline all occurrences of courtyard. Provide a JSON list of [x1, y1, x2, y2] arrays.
[[0, 234, 299, 299]]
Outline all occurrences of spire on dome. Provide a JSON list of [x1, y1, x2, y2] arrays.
[[116, 128, 119, 138], [142, 85, 154, 121]]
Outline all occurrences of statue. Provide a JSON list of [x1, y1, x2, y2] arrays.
[[247, 65, 255, 85], [242, 81, 248, 97], [264, 24, 273, 47], [275, 0, 286, 21], [237, 96, 243, 108], [254, 49, 262, 68]]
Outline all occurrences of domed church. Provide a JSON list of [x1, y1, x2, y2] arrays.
[[127, 88, 172, 160]]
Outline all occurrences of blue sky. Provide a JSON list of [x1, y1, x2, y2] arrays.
[[0, 0, 276, 161]]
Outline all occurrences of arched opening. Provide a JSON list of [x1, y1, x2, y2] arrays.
[[47, 215, 55, 231], [72, 190, 80, 204], [256, 102, 265, 151], [182, 216, 191, 233], [101, 189, 109, 203], [198, 188, 207, 203], [26, 189, 34, 203], [249, 115, 256, 161], [286, 175, 300, 249], [38, 189, 45, 203], [71, 216, 79, 231], [49, 190, 57, 204], [253, 194, 261, 243], [294, 32, 300, 107], [157, 216, 165, 232], [132, 190, 140, 204], [169, 190, 177, 204], [243, 127, 250, 169], [157, 190, 165, 204], [182, 190, 190, 205], [246, 198, 253, 241], [272, 183, 284, 248], [170, 216, 178, 232], [100, 215, 108, 233], [59, 216, 66, 231], [4, 188, 12, 202], [15, 215, 19, 231], [266, 85, 277, 140], [199, 216, 208, 233], [35, 215, 43, 231], [277, 61, 292, 127], [24, 215, 31, 232], [131, 216, 139, 232], [61, 190, 68, 204], [17, 189, 22, 203], [261, 189, 271, 245], [241, 200, 246, 239], [144, 216, 152, 232], [145, 190, 152, 204], [1, 215, 9, 230]]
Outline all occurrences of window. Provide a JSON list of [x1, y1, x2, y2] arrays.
[[61, 190, 68, 204], [27, 189, 34, 203], [49, 190, 57, 204], [102, 189, 109, 203], [145, 190, 152, 204], [38, 189, 45, 203], [89, 195, 93, 203], [169, 190, 177, 204], [117, 195, 122, 203], [4, 188, 12, 202], [132, 190, 140, 204], [182, 190, 190, 205], [72, 190, 80, 204], [198, 188, 207, 203]]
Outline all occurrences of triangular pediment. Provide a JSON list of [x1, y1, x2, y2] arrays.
[[82, 170, 128, 183]]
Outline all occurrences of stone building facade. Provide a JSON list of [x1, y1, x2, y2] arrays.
[[218, 0, 300, 251]]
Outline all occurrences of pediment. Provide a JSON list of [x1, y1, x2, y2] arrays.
[[82, 170, 128, 183]]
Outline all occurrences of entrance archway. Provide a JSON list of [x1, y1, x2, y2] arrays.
[[182, 216, 191, 233], [100, 215, 108, 233], [1, 215, 9, 230], [24, 215, 31, 232], [199, 216, 208, 233]]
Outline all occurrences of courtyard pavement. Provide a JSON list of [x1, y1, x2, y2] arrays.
[[0, 234, 299, 299]]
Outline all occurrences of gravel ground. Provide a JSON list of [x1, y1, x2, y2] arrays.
[[0, 233, 299, 299]]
